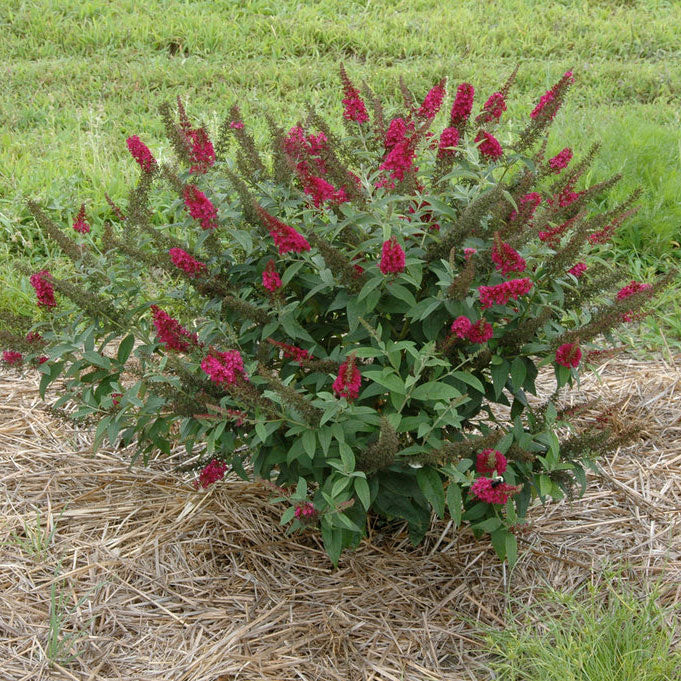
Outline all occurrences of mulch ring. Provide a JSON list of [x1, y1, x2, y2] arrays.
[[1, 356, 680, 680]]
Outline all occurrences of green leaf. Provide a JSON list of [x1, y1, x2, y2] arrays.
[[354, 477, 371, 510], [362, 369, 405, 394], [416, 467, 445, 518], [388, 283, 417, 308], [446, 483, 462, 527], [411, 381, 461, 401], [321, 521, 343, 566], [255, 421, 268, 443], [331, 476, 352, 498], [339, 443, 355, 472], [302, 430, 316, 458], [474, 517, 502, 533], [358, 276, 383, 301], [491, 360, 510, 399], [452, 371, 485, 394], [335, 512, 362, 533], [505, 533, 518, 567], [117, 334, 135, 364], [232, 229, 253, 254], [280, 507, 296, 525], [510, 357, 527, 391], [490, 527, 508, 560]]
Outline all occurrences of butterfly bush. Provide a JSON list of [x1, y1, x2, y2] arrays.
[[11, 64, 669, 567]]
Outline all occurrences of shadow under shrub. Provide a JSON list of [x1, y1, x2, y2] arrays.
[[4, 66, 670, 565]]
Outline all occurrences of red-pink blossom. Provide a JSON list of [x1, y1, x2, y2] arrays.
[[262, 259, 282, 293], [568, 262, 587, 278], [230, 120, 244, 129], [418, 82, 446, 119], [547, 183, 583, 210], [126, 135, 157, 173], [111, 393, 122, 407], [617, 281, 652, 301], [538, 214, 580, 246], [257, 207, 311, 255], [464, 247, 477, 260], [150, 305, 198, 352], [183, 185, 218, 230], [377, 139, 417, 188], [475, 130, 503, 160], [267, 338, 311, 363], [471, 477, 520, 505], [26, 331, 43, 344], [476, 449, 508, 475], [479, 278, 533, 309], [509, 192, 542, 223], [491, 240, 526, 275], [467, 319, 494, 344], [3, 350, 23, 365], [380, 238, 406, 275], [450, 83, 475, 127], [477, 92, 506, 124], [72, 204, 90, 234], [548, 147, 573, 173], [29, 270, 56, 308], [530, 71, 574, 121], [555, 343, 582, 368], [341, 75, 369, 123], [301, 175, 349, 208], [294, 502, 317, 520], [201, 349, 247, 385], [384, 117, 414, 149], [333, 355, 361, 401], [437, 126, 460, 159], [194, 459, 228, 489], [450, 316, 472, 339], [169, 248, 207, 277], [186, 127, 215, 174]]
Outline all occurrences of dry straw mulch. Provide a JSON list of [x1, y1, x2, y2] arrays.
[[1, 357, 681, 681]]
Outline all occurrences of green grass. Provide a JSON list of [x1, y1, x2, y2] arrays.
[[484, 578, 681, 681], [1, 0, 680, 341]]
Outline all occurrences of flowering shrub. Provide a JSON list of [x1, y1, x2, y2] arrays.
[[7, 66, 669, 566]]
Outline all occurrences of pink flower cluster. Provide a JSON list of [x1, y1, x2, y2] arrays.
[[509, 192, 542, 224], [284, 126, 328, 176], [257, 207, 311, 255], [230, 119, 244, 130], [294, 502, 317, 520], [262, 259, 282, 293], [267, 338, 311, 363], [450, 83, 475, 127], [568, 262, 587, 278], [548, 183, 583, 209], [385, 117, 414, 150], [471, 477, 520, 505], [301, 175, 349, 208], [418, 82, 446, 119], [169, 248, 207, 277], [530, 71, 574, 121], [183, 185, 218, 230], [538, 214, 579, 246], [73, 204, 90, 234], [555, 342, 582, 368], [333, 355, 361, 401], [377, 139, 417, 187], [194, 459, 228, 489], [380, 238, 406, 275], [450, 317, 494, 344], [30, 270, 56, 308], [464, 247, 477, 260], [341, 77, 369, 123], [475, 449, 508, 475], [475, 130, 503, 160], [491, 240, 526, 276], [437, 126, 460, 159], [617, 280, 652, 301], [201, 349, 247, 386], [479, 277, 533, 309], [150, 305, 198, 352], [186, 127, 215, 174], [126, 135, 157, 173], [3, 350, 23, 365], [548, 147, 573, 173], [477, 92, 506, 124]]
